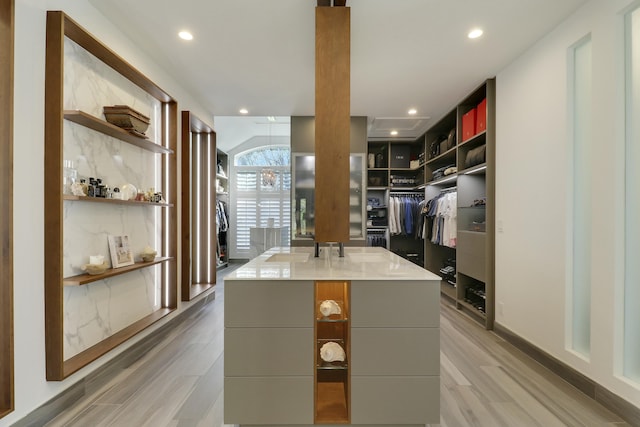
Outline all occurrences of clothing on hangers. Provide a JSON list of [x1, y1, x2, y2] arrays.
[[422, 190, 457, 248], [388, 193, 425, 238]]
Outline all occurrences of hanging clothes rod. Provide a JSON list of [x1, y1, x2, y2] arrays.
[[389, 192, 424, 196], [440, 186, 457, 193]]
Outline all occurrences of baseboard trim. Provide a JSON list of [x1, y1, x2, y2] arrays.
[[11, 290, 216, 427], [494, 323, 640, 426]]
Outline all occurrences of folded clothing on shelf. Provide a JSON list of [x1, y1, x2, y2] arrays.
[[432, 164, 456, 180]]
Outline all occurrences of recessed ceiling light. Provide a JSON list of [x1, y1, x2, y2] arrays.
[[239, 108, 249, 114], [178, 31, 193, 41], [267, 116, 276, 122], [390, 130, 398, 136], [408, 108, 417, 115], [468, 28, 483, 39]]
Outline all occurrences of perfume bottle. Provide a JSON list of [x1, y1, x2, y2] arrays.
[[87, 178, 97, 197], [79, 179, 88, 196], [96, 179, 106, 198]]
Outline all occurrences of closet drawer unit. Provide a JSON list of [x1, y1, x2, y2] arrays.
[[351, 281, 439, 328], [351, 376, 440, 424], [351, 328, 439, 376], [225, 280, 313, 327], [224, 377, 313, 424], [457, 231, 486, 282], [225, 328, 313, 376]]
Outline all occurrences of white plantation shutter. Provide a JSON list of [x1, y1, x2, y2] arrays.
[[231, 164, 291, 257]]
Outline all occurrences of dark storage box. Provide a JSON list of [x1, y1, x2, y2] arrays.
[[390, 144, 410, 168]]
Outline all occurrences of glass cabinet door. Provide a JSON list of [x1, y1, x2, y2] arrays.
[[292, 154, 365, 241]]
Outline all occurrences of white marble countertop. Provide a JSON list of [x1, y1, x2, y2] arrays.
[[224, 246, 441, 281]]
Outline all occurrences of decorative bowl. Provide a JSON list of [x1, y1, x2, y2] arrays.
[[81, 262, 108, 276], [141, 251, 157, 262], [104, 105, 150, 135], [120, 183, 137, 201]]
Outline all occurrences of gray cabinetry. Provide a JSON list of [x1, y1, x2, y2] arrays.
[[224, 271, 440, 426], [350, 280, 439, 425], [351, 377, 440, 425], [423, 78, 496, 330], [224, 280, 314, 425]]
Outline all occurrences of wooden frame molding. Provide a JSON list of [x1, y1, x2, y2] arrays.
[[180, 111, 217, 301], [0, 0, 14, 417], [44, 11, 177, 380]]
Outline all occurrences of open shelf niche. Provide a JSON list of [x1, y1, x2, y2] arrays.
[[181, 111, 218, 301], [315, 280, 350, 424], [44, 11, 177, 380]]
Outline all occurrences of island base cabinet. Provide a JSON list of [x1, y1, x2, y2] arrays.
[[351, 376, 440, 425], [224, 377, 313, 425]]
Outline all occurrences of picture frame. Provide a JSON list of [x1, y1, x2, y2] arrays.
[[108, 234, 135, 268]]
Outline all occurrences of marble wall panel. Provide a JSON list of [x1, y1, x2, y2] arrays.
[[63, 37, 161, 142], [61, 35, 165, 359]]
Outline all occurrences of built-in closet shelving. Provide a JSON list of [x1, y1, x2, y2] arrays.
[[424, 78, 496, 329], [366, 139, 426, 266], [0, 0, 14, 417], [423, 108, 459, 303], [44, 11, 177, 380], [181, 111, 218, 301], [216, 149, 229, 268]]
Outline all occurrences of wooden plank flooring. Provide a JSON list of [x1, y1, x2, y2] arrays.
[[44, 266, 630, 427]]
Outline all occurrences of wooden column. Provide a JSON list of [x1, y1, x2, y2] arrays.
[[315, 6, 350, 243]]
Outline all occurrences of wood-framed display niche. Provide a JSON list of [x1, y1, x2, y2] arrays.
[[0, 0, 14, 417], [44, 11, 177, 381], [181, 111, 217, 301]]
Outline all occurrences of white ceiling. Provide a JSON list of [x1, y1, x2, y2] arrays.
[[88, 0, 587, 150]]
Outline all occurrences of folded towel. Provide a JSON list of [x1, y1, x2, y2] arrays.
[[320, 341, 345, 362], [319, 300, 341, 317]]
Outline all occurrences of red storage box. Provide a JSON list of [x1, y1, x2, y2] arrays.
[[476, 98, 487, 133], [462, 108, 476, 141]]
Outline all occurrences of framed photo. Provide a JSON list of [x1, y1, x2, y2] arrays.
[[108, 235, 135, 268]]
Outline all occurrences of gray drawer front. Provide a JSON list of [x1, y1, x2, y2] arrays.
[[225, 328, 312, 376], [457, 231, 486, 281], [351, 281, 439, 327], [351, 376, 440, 425], [224, 280, 313, 327], [224, 377, 313, 425], [351, 328, 439, 376]]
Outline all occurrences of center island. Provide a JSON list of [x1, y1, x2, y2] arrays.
[[224, 246, 441, 427]]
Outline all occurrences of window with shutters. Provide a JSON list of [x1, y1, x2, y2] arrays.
[[232, 146, 291, 258]]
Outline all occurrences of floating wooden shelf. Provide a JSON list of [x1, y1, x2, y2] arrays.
[[63, 110, 174, 154], [458, 129, 487, 149], [63, 194, 173, 207], [63, 257, 173, 286]]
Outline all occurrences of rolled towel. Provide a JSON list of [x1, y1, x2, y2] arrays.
[[319, 299, 341, 317], [320, 341, 345, 362]]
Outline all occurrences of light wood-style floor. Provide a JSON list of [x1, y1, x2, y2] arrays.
[[43, 264, 630, 427]]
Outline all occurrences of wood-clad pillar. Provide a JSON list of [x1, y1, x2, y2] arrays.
[[314, 6, 350, 243]]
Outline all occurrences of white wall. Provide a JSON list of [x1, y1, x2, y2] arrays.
[[496, 0, 640, 408], [4, 0, 213, 424]]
